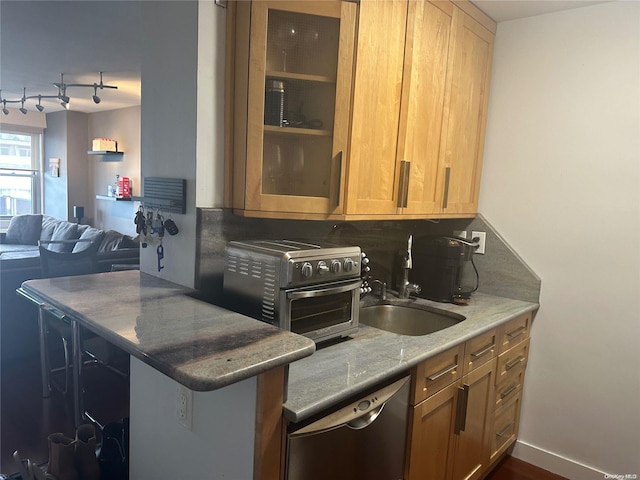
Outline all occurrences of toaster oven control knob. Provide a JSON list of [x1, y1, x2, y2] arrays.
[[343, 258, 355, 272], [330, 260, 342, 274], [301, 262, 314, 278], [317, 261, 329, 274]]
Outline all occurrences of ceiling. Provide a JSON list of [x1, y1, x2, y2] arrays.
[[0, 0, 607, 117], [0, 1, 142, 115]]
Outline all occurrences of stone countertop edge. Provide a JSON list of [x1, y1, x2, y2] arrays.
[[283, 293, 538, 423], [20, 271, 316, 392]]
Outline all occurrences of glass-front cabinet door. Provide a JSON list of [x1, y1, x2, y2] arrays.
[[235, 1, 357, 216]]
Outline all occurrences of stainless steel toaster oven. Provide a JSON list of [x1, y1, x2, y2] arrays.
[[223, 240, 362, 344]]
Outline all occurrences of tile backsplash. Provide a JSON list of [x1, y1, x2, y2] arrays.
[[195, 209, 540, 305]]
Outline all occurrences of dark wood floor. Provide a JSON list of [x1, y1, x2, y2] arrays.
[[1, 353, 128, 475], [1, 354, 567, 479], [486, 455, 568, 480]]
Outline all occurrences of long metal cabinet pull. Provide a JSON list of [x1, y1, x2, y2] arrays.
[[442, 167, 451, 209], [426, 363, 458, 382], [397, 161, 410, 208], [470, 342, 495, 359], [454, 384, 470, 434], [496, 423, 513, 438], [505, 356, 525, 370], [334, 151, 343, 208], [506, 326, 527, 340], [500, 383, 518, 399]]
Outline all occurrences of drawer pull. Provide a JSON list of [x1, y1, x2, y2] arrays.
[[496, 423, 513, 438], [426, 363, 458, 382], [506, 326, 527, 340], [505, 356, 525, 371], [470, 342, 495, 359], [500, 383, 518, 398]]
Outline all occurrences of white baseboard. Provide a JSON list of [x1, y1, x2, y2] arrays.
[[512, 440, 608, 480]]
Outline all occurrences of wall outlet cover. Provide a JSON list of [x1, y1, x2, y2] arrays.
[[472, 231, 487, 254]]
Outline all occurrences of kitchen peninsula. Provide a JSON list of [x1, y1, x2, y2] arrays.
[[19, 270, 315, 479]]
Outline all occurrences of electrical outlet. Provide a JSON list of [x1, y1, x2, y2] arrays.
[[177, 385, 193, 430], [453, 230, 467, 239], [471, 231, 486, 255]]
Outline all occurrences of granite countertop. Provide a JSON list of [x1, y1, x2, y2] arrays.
[[20, 270, 316, 391], [284, 292, 538, 423]]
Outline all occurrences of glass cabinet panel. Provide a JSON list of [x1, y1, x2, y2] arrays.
[[241, 1, 356, 215]]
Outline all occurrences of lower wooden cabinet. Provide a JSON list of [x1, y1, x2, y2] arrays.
[[407, 359, 495, 480], [406, 313, 532, 480]]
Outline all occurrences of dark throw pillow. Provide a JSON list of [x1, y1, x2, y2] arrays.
[[4, 214, 43, 245], [48, 222, 79, 253], [72, 227, 105, 253]]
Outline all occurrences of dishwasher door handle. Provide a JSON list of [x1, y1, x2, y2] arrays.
[[346, 404, 385, 430], [289, 376, 409, 438]]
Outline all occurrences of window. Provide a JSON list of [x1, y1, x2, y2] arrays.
[[0, 129, 42, 217]]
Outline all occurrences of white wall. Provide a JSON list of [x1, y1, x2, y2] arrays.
[[196, 1, 226, 208], [129, 357, 257, 479], [479, 2, 640, 478], [140, 1, 198, 287]]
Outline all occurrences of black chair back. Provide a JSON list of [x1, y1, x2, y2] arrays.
[[39, 239, 100, 278]]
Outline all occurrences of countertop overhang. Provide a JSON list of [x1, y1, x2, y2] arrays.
[[20, 270, 316, 391]]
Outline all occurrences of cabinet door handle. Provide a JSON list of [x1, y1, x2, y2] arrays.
[[496, 423, 513, 438], [506, 326, 527, 340], [397, 161, 410, 208], [442, 167, 451, 209], [470, 342, 495, 359], [334, 150, 343, 208], [454, 384, 469, 434], [426, 363, 458, 382], [505, 355, 525, 371], [500, 383, 518, 399]]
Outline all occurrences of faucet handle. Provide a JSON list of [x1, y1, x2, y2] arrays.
[[407, 234, 413, 269]]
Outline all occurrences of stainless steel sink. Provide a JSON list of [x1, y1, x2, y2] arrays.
[[359, 303, 465, 336]]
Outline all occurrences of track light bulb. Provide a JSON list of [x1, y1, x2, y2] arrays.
[[92, 86, 101, 104], [2, 102, 8, 115], [19, 107, 27, 115], [60, 95, 70, 104]]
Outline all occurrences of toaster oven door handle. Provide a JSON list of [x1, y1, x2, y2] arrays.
[[287, 281, 361, 300]]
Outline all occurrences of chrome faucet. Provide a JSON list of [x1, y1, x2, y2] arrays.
[[397, 235, 421, 299]]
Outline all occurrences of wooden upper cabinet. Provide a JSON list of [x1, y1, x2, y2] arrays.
[[231, 1, 357, 217], [345, 0, 495, 219], [344, 0, 408, 216], [440, 5, 495, 216], [226, 0, 495, 220], [400, 1, 454, 216]]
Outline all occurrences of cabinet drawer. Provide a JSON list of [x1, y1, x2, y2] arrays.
[[496, 338, 529, 385], [412, 344, 464, 405], [494, 364, 525, 411], [490, 392, 522, 464], [463, 328, 497, 375], [497, 312, 532, 354]]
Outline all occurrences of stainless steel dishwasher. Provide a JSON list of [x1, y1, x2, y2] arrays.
[[286, 375, 410, 480]]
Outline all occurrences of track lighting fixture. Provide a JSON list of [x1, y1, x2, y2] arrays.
[[0, 72, 118, 115], [92, 86, 101, 104], [35, 96, 44, 112], [19, 88, 28, 114]]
